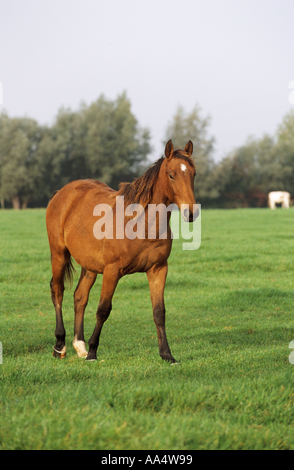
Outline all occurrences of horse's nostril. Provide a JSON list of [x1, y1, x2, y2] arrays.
[[192, 207, 199, 221], [183, 208, 190, 221]]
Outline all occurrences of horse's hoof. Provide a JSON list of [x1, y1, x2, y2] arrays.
[[53, 346, 66, 359], [73, 336, 88, 358], [85, 353, 97, 362], [161, 354, 177, 363]]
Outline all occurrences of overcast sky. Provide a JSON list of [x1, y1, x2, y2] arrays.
[[1, 0, 294, 162]]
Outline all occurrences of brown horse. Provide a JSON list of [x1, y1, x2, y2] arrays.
[[46, 140, 197, 363]]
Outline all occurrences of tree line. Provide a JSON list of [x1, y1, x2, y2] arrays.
[[0, 92, 151, 209], [0, 91, 293, 209]]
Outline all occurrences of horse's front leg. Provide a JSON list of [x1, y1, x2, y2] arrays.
[[147, 262, 176, 363], [87, 264, 120, 361]]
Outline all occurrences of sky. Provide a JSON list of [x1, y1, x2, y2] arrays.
[[1, 0, 294, 162]]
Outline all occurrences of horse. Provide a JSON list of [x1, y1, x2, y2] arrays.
[[268, 191, 291, 209], [46, 140, 198, 363]]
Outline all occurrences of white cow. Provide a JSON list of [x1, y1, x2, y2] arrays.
[[268, 191, 291, 209]]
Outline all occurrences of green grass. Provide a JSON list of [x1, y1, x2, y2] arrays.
[[0, 207, 294, 449]]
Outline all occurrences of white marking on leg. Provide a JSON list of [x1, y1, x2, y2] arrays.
[[73, 335, 88, 358], [181, 163, 187, 173], [53, 345, 67, 358]]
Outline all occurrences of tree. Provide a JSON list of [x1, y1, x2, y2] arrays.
[[211, 135, 277, 207], [83, 92, 151, 188], [48, 92, 152, 191], [48, 107, 87, 190], [0, 113, 46, 208], [273, 110, 294, 195], [163, 105, 216, 202]]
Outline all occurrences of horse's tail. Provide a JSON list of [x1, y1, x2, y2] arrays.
[[64, 255, 76, 288]]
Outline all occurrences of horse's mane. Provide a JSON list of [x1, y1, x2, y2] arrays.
[[117, 150, 195, 209]]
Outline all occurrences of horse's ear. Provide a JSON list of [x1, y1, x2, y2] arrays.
[[165, 140, 174, 159], [185, 140, 193, 157]]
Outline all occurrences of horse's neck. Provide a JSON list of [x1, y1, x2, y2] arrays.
[[145, 165, 172, 238], [150, 161, 171, 207]]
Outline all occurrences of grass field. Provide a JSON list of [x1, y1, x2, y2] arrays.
[[0, 207, 294, 450]]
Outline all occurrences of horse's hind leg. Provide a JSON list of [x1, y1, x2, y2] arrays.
[[50, 251, 69, 358], [73, 268, 97, 358]]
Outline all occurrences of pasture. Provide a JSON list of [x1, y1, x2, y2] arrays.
[[0, 208, 294, 450]]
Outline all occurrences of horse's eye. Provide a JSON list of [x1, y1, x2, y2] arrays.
[[169, 174, 175, 180]]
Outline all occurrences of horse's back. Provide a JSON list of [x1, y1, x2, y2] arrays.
[[46, 179, 116, 255]]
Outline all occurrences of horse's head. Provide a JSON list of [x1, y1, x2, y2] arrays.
[[164, 140, 198, 222]]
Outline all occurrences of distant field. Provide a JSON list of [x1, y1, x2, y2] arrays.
[[0, 208, 294, 450]]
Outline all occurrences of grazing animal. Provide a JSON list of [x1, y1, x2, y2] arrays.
[[268, 191, 291, 209], [46, 140, 198, 363]]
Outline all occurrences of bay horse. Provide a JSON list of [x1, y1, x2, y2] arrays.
[[46, 140, 197, 363]]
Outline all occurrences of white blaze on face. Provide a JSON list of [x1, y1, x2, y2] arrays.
[[181, 163, 187, 174]]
